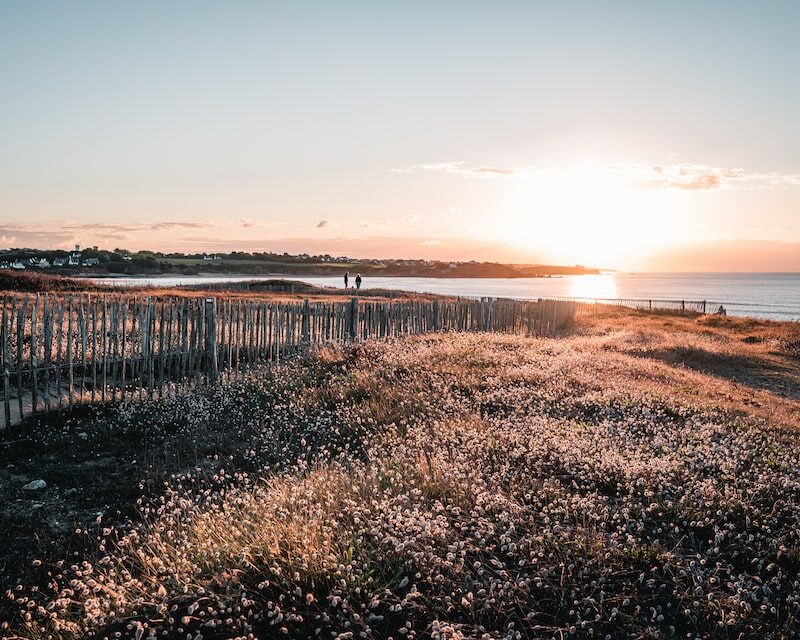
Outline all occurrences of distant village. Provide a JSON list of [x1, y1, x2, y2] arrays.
[[0, 245, 599, 278], [0, 245, 355, 273], [0, 245, 106, 271]]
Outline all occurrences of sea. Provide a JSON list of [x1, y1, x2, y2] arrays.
[[89, 272, 800, 321]]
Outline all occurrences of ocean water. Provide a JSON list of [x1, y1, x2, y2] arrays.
[[91, 272, 800, 321]]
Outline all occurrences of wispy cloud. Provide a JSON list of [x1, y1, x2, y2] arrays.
[[0, 219, 233, 249], [394, 158, 800, 191], [238, 217, 285, 229], [44, 220, 221, 234], [0, 225, 77, 248], [611, 163, 800, 191], [358, 216, 423, 229], [391, 161, 518, 177], [316, 219, 329, 228]]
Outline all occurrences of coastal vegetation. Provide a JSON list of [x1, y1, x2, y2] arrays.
[[2, 307, 798, 638], [0, 271, 440, 301], [0, 248, 599, 278]]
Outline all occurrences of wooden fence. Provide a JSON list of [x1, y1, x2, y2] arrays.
[[566, 297, 708, 314], [0, 293, 577, 429]]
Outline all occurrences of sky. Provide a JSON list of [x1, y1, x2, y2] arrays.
[[1, 1, 799, 271]]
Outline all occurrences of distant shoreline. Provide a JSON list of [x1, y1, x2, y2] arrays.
[[80, 271, 573, 280]]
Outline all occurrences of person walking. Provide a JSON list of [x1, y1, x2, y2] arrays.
[[355, 273, 362, 290], [344, 271, 349, 288]]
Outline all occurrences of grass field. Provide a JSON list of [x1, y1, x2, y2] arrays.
[[2, 309, 799, 638]]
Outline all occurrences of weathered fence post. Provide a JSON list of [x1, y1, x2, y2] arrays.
[[204, 298, 219, 383], [301, 299, 310, 346], [1, 302, 10, 428], [348, 297, 359, 341]]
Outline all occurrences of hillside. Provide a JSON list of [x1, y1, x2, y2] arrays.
[[0, 248, 600, 278]]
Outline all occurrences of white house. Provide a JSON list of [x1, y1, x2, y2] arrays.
[[34, 258, 51, 268], [11, 261, 25, 270], [82, 257, 101, 266], [53, 257, 66, 267]]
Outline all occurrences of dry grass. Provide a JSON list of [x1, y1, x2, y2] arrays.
[[0, 270, 439, 303], [3, 311, 800, 638], [574, 306, 800, 427], [0, 271, 109, 293]]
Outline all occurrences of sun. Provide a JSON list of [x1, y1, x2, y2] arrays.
[[491, 164, 688, 268]]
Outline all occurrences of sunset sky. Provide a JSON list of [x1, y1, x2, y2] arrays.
[[1, 1, 799, 271]]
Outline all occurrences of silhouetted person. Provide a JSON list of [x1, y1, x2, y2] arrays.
[[344, 271, 349, 288], [355, 273, 362, 289]]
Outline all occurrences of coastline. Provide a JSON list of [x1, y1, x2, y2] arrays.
[[80, 272, 800, 321], [77, 271, 568, 280]]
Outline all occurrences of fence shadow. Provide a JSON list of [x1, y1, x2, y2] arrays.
[[627, 346, 800, 401]]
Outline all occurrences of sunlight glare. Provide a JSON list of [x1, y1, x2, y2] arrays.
[[567, 273, 619, 299], [492, 164, 690, 269]]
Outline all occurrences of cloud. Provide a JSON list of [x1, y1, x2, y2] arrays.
[[392, 161, 518, 177], [611, 163, 800, 191], [357, 216, 422, 230], [394, 158, 800, 191], [0, 225, 75, 248], [316, 220, 329, 228], [239, 218, 285, 229], [44, 220, 219, 233], [420, 239, 443, 246], [0, 220, 226, 249]]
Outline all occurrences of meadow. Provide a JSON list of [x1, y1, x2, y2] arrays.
[[2, 307, 800, 639]]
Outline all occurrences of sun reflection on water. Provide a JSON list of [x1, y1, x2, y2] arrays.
[[568, 273, 619, 300]]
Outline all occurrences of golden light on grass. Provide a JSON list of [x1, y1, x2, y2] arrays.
[[6, 313, 800, 639]]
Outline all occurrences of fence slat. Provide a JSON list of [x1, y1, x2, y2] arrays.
[[2, 298, 10, 428], [121, 299, 128, 404], [42, 297, 52, 414], [30, 295, 39, 415]]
